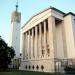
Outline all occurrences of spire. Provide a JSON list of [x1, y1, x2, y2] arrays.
[[16, 0, 18, 12]]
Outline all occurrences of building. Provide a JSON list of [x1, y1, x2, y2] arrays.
[[9, 2, 21, 68], [9, 3, 21, 58], [19, 7, 75, 72]]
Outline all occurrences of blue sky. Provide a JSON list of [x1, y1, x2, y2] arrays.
[[0, 0, 75, 43]]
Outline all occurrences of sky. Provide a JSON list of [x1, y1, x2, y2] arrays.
[[0, 0, 75, 44]]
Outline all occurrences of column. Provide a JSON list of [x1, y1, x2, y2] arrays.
[[37, 25, 40, 58], [48, 16, 55, 71], [29, 30, 31, 59], [62, 21, 67, 58], [44, 21, 47, 58], [48, 16, 55, 58], [25, 32, 27, 59], [33, 28, 35, 58], [24, 33, 26, 59], [28, 31, 30, 59], [22, 33, 25, 60], [31, 29, 33, 59], [39, 24, 42, 58], [35, 26, 38, 58]]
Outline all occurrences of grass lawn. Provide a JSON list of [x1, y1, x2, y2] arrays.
[[0, 70, 72, 75]]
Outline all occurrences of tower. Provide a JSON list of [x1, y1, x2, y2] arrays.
[[9, 0, 21, 57]]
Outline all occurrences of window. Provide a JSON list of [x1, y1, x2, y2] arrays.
[[29, 65, 31, 69], [41, 65, 44, 70], [32, 65, 34, 69], [36, 65, 39, 70], [25, 65, 27, 69]]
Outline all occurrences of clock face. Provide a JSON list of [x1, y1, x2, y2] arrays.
[[15, 16, 20, 22]]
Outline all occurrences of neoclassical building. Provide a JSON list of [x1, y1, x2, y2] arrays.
[[19, 7, 75, 72]]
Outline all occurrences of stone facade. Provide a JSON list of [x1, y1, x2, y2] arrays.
[[19, 7, 75, 72]]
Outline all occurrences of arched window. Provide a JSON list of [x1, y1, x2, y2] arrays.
[[41, 65, 44, 70], [36, 65, 39, 70], [32, 65, 34, 70], [25, 65, 27, 69], [29, 65, 31, 69]]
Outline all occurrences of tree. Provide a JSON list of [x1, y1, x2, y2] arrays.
[[0, 36, 15, 71]]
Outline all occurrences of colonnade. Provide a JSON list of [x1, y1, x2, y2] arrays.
[[22, 16, 55, 60]]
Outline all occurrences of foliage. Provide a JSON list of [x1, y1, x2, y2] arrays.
[[0, 36, 15, 71], [64, 65, 75, 74]]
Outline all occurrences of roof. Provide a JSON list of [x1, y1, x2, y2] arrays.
[[22, 6, 75, 29], [22, 6, 66, 29], [50, 6, 65, 15], [64, 12, 75, 17]]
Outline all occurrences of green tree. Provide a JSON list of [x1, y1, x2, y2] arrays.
[[0, 36, 15, 71]]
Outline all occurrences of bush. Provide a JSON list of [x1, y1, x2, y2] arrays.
[[64, 65, 75, 74]]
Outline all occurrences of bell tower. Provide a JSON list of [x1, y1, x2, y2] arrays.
[[9, 0, 21, 57]]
